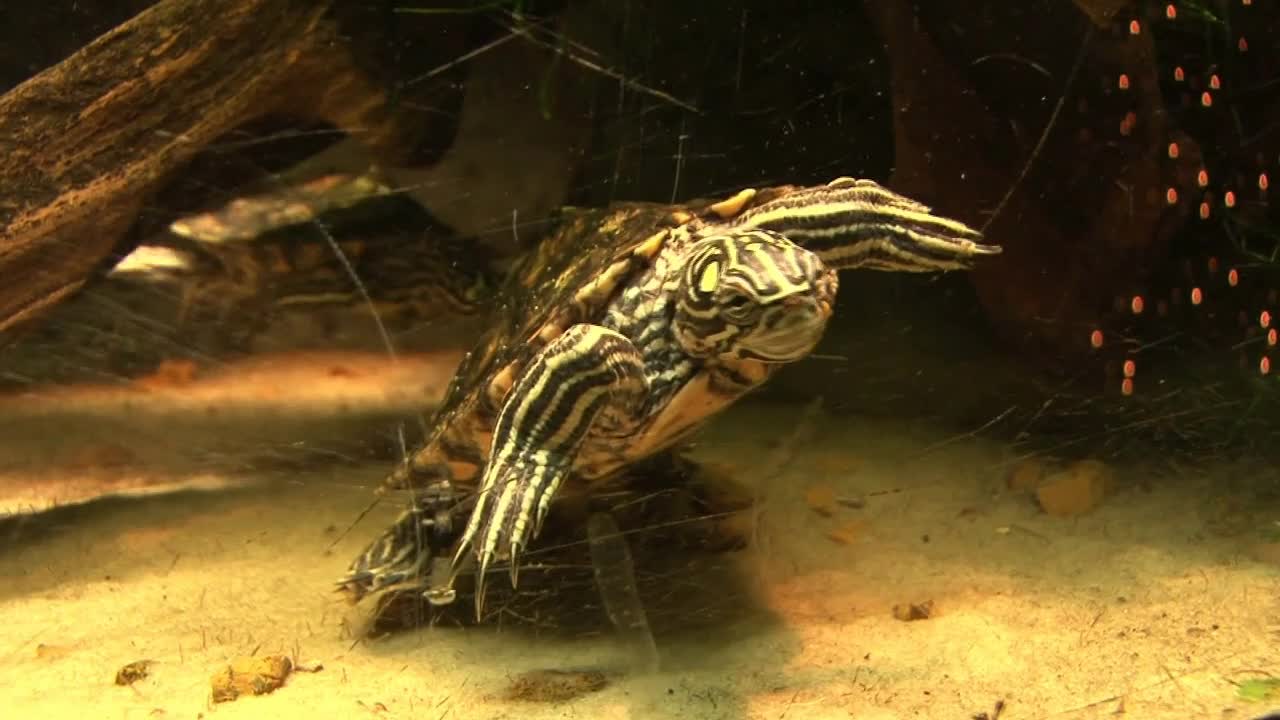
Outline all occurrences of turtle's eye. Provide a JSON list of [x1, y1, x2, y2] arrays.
[[720, 290, 756, 321]]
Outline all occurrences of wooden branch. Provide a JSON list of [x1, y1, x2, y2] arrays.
[[0, 0, 405, 335]]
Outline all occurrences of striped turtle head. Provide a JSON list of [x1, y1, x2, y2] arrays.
[[727, 177, 999, 272], [673, 230, 837, 362]]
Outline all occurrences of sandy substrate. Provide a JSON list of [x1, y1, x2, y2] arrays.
[[0, 351, 463, 515], [1, 389, 1279, 719]]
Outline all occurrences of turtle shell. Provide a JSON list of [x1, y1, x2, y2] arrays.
[[106, 171, 500, 353], [386, 198, 714, 490]]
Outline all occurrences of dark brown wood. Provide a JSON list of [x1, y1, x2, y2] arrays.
[[864, 0, 1176, 362], [0, 0, 406, 335]]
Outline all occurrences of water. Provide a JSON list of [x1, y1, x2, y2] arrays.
[[2, 2, 1279, 718], [2, 398, 1275, 717]]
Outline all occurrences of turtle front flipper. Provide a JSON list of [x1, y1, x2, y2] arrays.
[[454, 323, 649, 619], [727, 177, 1000, 272]]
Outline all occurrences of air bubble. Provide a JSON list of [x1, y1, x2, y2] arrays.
[[1120, 112, 1137, 136]]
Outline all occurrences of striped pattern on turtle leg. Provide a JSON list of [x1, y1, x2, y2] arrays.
[[338, 480, 459, 603], [453, 323, 649, 618], [337, 507, 432, 601], [726, 177, 999, 272]]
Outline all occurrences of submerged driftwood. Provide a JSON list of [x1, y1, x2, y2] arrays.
[[0, 0, 408, 335]]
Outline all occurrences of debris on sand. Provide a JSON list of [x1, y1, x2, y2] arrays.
[[210, 655, 293, 703], [502, 669, 609, 702]]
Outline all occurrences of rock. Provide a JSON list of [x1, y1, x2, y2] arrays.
[[826, 520, 866, 546], [210, 655, 292, 703], [804, 484, 838, 516], [115, 659, 152, 686], [892, 600, 934, 622], [1006, 457, 1046, 492], [1036, 460, 1113, 517]]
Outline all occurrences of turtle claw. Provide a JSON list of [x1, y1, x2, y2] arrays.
[[454, 457, 570, 619], [471, 549, 493, 621], [453, 323, 649, 620], [507, 545, 522, 588]]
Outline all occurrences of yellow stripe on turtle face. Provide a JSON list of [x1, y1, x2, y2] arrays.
[[697, 260, 720, 294]]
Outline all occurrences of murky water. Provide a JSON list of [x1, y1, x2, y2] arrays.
[[2, 397, 1276, 718], [2, 2, 1279, 719]]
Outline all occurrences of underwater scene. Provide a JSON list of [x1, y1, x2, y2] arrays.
[[1, 1, 1278, 718]]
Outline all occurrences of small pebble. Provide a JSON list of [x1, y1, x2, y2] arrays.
[[892, 600, 934, 622], [1036, 460, 1112, 517], [210, 655, 293, 703], [115, 660, 153, 686]]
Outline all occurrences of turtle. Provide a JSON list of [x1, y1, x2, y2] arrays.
[[70, 172, 501, 363], [134, 172, 500, 332], [337, 176, 1002, 617], [0, 170, 501, 388]]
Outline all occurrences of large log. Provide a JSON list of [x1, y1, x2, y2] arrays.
[[864, 0, 1180, 363], [0, 0, 405, 335]]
